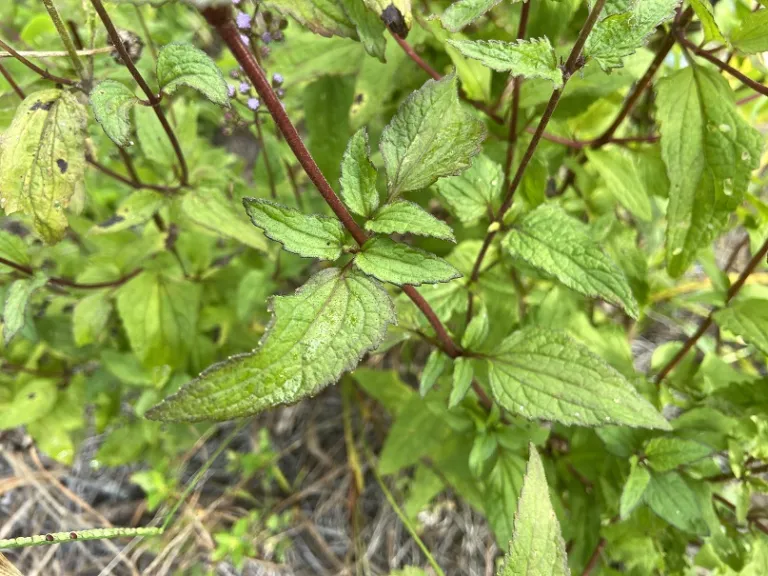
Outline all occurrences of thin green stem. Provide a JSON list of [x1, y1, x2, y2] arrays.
[[161, 420, 249, 531], [40, 0, 87, 82], [366, 445, 447, 576]]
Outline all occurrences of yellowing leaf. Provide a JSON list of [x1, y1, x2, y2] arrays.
[[0, 89, 87, 243]]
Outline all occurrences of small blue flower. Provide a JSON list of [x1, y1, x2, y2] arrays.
[[227, 85, 236, 98], [272, 72, 284, 86], [261, 32, 272, 44], [240, 33, 250, 46], [247, 98, 260, 111], [236, 12, 252, 30], [239, 82, 250, 94]]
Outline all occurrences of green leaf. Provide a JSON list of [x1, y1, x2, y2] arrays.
[[2, 275, 47, 344], [73, 292, 112, 347], [379, 74, 485, 196], [0, 379, 57, 430], [441, 0, 505, 32], [620, 461, 650, 519], [435, 154, 503, 225], [147, 268, 395, 421], [134, 104, 175, 168], [498, 446, 569, 576], [365, 201, 455, 242], [349, 37, 408, 129], [462, 305, 489, 349], [447, 38, 563, 87], [379, 394, 451, 474], [0, 89, 87, 243], [585, 148, 652, 222], [450, 356, 474, 408], [266, 0, 357, 38], [0, 230, 29, 267], [584, 0, 679, 70], [354, 237, 461, 286], [645, 437, 714, 472], [304, 75, 355, 187], [156, 42, 229, 106], [713, 298, 768, 356], [429, 19, 492, 103], [340, 128, 379, 218], [339, 0, 386, 61], [731, 9, 768, 54], [92, 189, 165, 234], [690, 0, 726, 44], [485, 450, 526, 548], [487, 327, 670, 429], [644, 472, 709, 534], [182, 188, 268, 253], [242, 198, 345, 260], [656, 66, 762, 277], [116, 272, 201, 370], [420, 349, 449, 395], [89, 80, 138, 147], [504, 204, 639, 318]]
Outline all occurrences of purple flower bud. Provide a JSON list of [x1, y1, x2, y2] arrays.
[[261, 32, 272, 44], [232, 0, 241, 4], [239, 82, 250, 94], [236, 12, 252, 30], [247, 98, 260, 111], [276, 88, 285, 99], [227, 85, 236, 98], [239, 33, 250, 46], [272, 30, 284, 42], [229, 69, 239, 79], [272, 72, 284, 86], [260, 46, 271, 58]]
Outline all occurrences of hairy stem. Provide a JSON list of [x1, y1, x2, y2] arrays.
[[200, 6, 461, 359], [655, 236, 768, 384], [89, 0, 189, 186]]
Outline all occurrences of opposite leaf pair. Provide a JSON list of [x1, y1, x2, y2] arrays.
[[91, 42, 229, 147]]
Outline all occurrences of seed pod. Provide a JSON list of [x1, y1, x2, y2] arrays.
[[109, 29, 144, 65]]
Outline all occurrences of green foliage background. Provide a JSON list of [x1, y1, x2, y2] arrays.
[[1, 0, 768, 574]]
